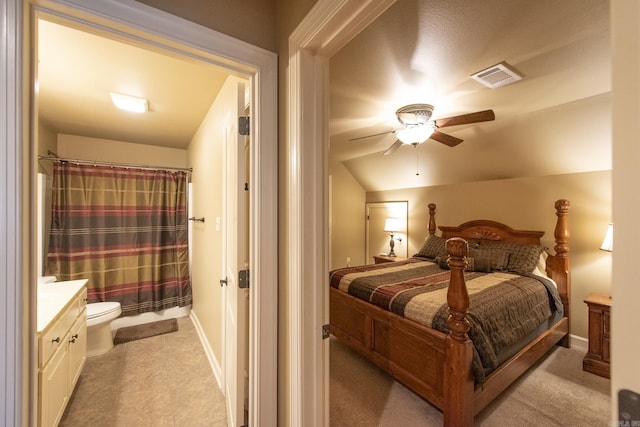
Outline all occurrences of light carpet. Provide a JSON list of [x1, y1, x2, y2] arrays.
[[330, 336, 611, 426]]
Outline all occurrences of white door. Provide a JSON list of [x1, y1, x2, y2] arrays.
[[223, 81, 248, 427]]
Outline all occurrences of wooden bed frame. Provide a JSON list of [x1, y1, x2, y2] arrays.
[[329, 200, 570, 426]]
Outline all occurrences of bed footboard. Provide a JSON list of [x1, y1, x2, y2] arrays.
[[330, 287, 449, 408]]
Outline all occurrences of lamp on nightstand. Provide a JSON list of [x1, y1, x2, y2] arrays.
[[600, 223, 613, 252], [383, 217, 402, 257]]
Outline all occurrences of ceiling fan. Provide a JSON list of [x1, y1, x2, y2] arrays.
[[350, 104, 495, 155]]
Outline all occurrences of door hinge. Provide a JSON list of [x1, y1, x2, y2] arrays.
[[322, 324, 330, 340], [239, 269, 250, 289], [239, 116, 250, 135], [220, 277, 228, 287]]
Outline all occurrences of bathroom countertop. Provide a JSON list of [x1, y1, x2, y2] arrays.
[[37, 279, 87, 333]]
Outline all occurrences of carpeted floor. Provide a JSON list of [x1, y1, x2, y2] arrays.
[[60, 316, 226, 427], [330, 336, 611, 426]]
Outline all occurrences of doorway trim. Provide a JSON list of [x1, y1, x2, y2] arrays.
[[2, 0, 277, 425], [286, 0, 396, 424]]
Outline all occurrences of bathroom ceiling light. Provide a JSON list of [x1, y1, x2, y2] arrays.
[[109, 92, 148, 113]]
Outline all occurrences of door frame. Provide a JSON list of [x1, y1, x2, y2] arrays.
[[286, 0, 396, 425], [1, 0, 277, 425]]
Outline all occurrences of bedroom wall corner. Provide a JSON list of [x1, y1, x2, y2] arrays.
[[330, 160, 366, 269]]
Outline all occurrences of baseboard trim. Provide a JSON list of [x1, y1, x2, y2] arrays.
[[570, 334, 588, 352], [190, 310, 223, 390]]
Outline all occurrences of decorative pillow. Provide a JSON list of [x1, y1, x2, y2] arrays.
[[414, 234, 446, 259], [436, 255, 491, 273], [469, 248, 510, 271], [479, 241, 546, 275]]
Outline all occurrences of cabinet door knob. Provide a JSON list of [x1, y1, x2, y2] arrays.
[[52, 337, 60, 343]]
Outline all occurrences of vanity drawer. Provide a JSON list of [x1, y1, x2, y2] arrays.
[[40, 302, 76, 367]]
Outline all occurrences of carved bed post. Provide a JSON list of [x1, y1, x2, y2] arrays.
[[444, 237, 474, 427], [428, 203, 437, 235], [549, 199, 571, 347]]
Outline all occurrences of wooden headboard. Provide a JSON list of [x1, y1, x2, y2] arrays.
[[439, 220, 544, 245]]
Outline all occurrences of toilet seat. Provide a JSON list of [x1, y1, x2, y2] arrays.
[[87, 302, 121, 319]]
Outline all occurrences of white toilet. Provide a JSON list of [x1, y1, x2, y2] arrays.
[[86, 302, 122, 357]]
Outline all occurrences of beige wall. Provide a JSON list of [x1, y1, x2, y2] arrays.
[[134, 0, 277, 52], [57, 133, 188, 167], [330, 160, 366, 269], [36, 122, 56, 175], [187, 75, 246, 369], [337, 170, 611, 339]]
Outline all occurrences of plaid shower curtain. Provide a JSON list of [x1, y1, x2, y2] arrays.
[[46, 162, 192, 316]]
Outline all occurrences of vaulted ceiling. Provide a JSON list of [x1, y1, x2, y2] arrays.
[[329, 0, 611, 191]]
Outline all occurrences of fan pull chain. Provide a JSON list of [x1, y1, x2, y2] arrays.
[[412, 142, 420, 176]]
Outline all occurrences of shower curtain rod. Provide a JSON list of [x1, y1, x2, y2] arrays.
[[38, 155, 193, 173]]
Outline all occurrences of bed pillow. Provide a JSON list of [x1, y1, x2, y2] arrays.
[[532, 251, 549, 277], [414, 234, 446, 259], [466, 239, 482, 250], [469, 248, 510, 271], [436, 255, 492, 272], [480, 241, 546, 275]]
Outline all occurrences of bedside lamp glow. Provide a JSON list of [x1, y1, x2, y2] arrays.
[[600, 223, 613, 252], [383, 217, 402, 257]]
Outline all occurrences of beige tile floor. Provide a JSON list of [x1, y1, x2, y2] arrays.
[[60, 316, 228, 427]]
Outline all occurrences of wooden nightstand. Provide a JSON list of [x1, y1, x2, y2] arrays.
[[373, 254, 406, 264], [583, 293, 611, 378]]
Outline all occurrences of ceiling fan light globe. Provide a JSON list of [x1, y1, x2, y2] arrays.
[[397, 125, 434, 144]]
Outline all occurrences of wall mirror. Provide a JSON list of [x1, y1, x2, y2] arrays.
[[365, 201, 408, 264]]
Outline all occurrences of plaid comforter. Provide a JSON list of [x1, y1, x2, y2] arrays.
[[329, 258, 564, 382]]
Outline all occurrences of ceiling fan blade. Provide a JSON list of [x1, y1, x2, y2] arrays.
[[434, 109, 495, 128], [430, 130, 463, 147], [349, 129, 396, 141], [383, 140, 403, 155]]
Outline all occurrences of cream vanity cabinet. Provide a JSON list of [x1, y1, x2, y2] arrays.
[[37, 279, 88, 427]]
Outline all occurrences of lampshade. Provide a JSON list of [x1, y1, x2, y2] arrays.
[[383, 217, 402, 233], [396, 124, 434, 144], [600, 223, 613, 252]]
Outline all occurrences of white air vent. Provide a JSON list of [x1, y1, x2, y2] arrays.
[[471, 61, 523, 89]]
